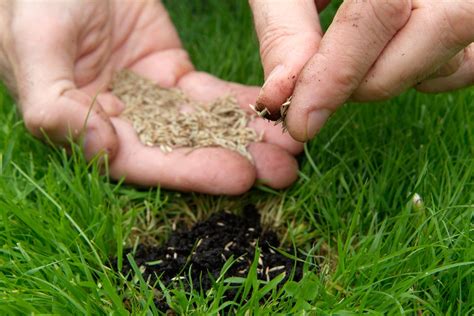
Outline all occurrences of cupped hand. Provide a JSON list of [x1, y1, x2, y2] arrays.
[[0, 0, 303, 194], [251, 0, 474, 142]]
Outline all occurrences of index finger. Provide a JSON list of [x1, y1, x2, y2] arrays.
[[287, 0, 412, 141]]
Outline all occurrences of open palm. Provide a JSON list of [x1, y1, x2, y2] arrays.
[[0, 0, 303, 194]]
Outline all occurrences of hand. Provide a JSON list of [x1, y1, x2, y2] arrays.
[[0, 0, 303, 194], [249, 0, 330, 120], [251, 0, 474, 142]]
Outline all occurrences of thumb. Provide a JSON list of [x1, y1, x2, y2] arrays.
[[249, 0, 323, 120], [8, 7, 118, 160]]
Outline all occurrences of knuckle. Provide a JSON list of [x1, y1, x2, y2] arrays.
[[259, 23, 319, 67], [330, 64, 362, 92], [437, 51, 464, 77], [23, 105, 58, 137], [369, 0, 411, 33], [454, 3, 474, 39], [441, 4, 474, 46], [357, 79, 395, 101], [259, 25, 293, 59]]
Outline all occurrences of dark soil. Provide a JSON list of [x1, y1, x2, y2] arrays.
[[118, 204, 303, 309]]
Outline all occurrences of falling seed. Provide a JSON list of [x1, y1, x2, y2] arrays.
[[258, 256, 264, 266], [412, 193, 424, 210], [268, 265, 286, 272], [269, 248, 276, 255], [221, 253, 227, 261], [248, 227, 255, 232], [145, 260, 163, 266], [173, 253, 177, 260], [273, 96, 292, 131], [224, 241, 234, 251], [216, 222, 225, 227], [249, 105, 271, 118], [171, 276, 186, 282]]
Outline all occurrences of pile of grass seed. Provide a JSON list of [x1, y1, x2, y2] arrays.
[[111, 70, 259, 160]]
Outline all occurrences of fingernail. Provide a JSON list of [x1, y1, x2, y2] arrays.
[[307, 109, 332, 139]]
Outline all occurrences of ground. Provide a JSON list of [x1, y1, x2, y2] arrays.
[[0, 0, 473, 315]]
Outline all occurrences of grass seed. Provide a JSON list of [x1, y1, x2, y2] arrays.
[[111, 70, 260, 160]]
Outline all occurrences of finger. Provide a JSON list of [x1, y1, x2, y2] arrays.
[[10, 5, 118, 159], [23, 90, 119, 160], [353, 3, 474, 101], [78, 0, 190, 93], [248, 119, 303, 155], [112, 0, 184, 66], [127, 48, 194, 88], [97, 92, 125, 116], [416, 44, 474, 93], [431, 50, 464, 78], [287, 0, 411, 141], [109, 118, 256, 195], [249, 0, 323, 119], [110, 118, 299, 192], [247, 142, 299, 189], [177, 71, 260, 106], [178, 72, 303, 154]]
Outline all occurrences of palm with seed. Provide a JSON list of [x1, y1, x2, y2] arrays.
[[0, 0, 303, 194]]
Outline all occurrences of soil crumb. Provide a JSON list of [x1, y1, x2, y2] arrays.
[[111, 70, 259, 160], [119, 205, 303, 309], [250, 96, 292, 130]]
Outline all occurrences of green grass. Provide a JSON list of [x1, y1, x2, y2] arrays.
[[1, 0, 473, 314]]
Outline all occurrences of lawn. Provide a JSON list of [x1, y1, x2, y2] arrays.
[[0, 1, 473, 314]]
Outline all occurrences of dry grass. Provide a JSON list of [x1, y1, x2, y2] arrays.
[[111, 70, 259, 160]]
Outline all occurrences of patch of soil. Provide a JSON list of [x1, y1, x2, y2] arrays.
[[119, 204, 303, 309]]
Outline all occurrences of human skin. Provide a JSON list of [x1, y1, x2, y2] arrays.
[[0, 0, 305, 195], [250, 0, 474, 142]]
